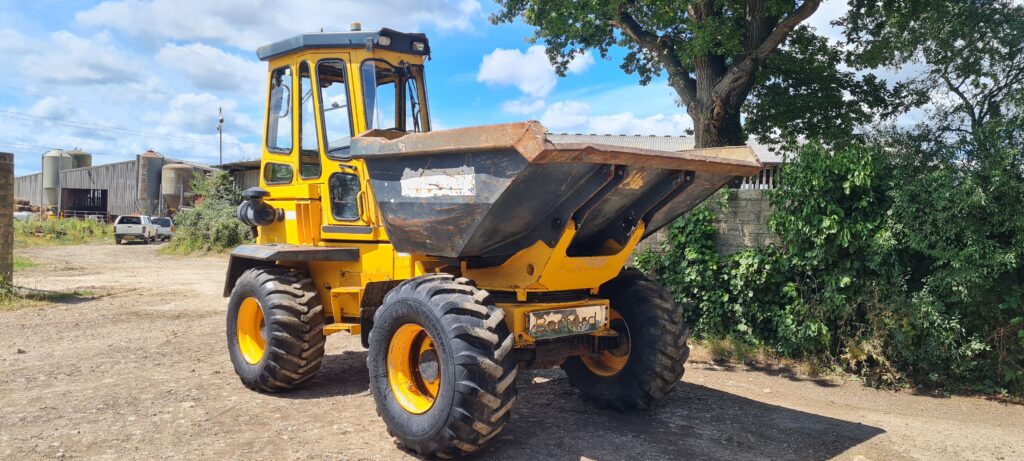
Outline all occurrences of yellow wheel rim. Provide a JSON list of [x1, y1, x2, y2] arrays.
[[581, 310, 630, 377], [237, 297, 266, 365], [387, 323, 441, 414]]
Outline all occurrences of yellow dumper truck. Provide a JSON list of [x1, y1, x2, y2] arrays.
[[224, 26, 762, 457]]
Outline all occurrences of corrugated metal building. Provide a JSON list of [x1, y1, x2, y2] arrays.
[[216, 160, 261, 191], [14, 152, 214, 218]]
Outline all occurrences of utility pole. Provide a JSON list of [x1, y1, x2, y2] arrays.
[[217, 107, 224, 165]]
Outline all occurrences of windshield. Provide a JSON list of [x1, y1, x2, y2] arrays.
[[152, 218, 171, 226], [118, 216, 141, 225], [360, 60, 427, 133]]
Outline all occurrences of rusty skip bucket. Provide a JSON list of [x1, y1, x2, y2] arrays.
[[351, 121, 762, 262]]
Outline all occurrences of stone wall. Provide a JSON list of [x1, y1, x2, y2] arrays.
[[707, 189, 778, 255], [0, 153, 13, 285], [636, 189, 777, 257]]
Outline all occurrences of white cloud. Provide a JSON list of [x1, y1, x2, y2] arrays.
[[805, 0, 849, 44], [588, 112, 692, 135], [27, 97, 81, 121], [0, 28, 30, 53], [539, 101, 592, 132], [501, 98, 545, 115], [566, 52, 596, 74], [156, 42, 264, 94], [478, 45, 594, 114], [19, 31, 141, 85], [540, 100, 693, 135], [76, 0, 484, 49], [478, 46, 561, 99], [158, 93, 257, 136]]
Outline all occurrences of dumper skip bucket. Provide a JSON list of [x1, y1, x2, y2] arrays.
[[351, 121, 762, 262]]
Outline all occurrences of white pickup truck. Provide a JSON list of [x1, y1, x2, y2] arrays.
[[114, 215, 157, 244]]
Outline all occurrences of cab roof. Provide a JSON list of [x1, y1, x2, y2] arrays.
[[256, 28, 430, 61]]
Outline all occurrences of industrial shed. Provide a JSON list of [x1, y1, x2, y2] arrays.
[[214, 160, 261, 191], [14, 150, 214, 219]]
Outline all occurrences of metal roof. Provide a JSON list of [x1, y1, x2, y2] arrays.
[[256, 28, 430, 61], [547, 133, 783, 164], [214, 160, 260, 171]]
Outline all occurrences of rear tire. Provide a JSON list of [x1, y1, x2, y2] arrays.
[[562, 269, 690, 410], [226, 267, 325, 392], [368, 274, 518, 458]]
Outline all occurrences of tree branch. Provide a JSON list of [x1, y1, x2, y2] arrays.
[[610, 4, 698, 106], [939, 67, 980, 130], [752, 0, 821, 61], [713, 0, 822, 99]]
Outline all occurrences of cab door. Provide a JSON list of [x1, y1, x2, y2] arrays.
[[307, 54, 382, 242]]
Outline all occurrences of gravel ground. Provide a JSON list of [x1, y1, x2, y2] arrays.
[[0, 243, 1021, 460]]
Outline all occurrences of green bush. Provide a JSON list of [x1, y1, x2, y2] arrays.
[[164, 171, 253, 254], [638, 127, 1024, 395]]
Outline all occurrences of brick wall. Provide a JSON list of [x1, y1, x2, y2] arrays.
[[0, 153, 13, 284], [635, 189, 777, 257]]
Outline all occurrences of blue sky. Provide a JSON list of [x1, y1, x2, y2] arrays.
[[0, 0, 849, 177]]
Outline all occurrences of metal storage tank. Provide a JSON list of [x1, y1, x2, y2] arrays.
[[161, 164, 194, 210], [67, 149, 92, 169], [42, 149, 72, 206], [137, 150, 164, 214]]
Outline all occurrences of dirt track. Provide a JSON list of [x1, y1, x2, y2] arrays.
[[1, 243, 1022, 460]]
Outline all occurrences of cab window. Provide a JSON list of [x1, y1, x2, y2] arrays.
[[266, 66, 293, 153], [360, 60, 426, 133], [329, 173, 361, 221], [298, 61, 321, 178], [317, 60, 353, 159], [264, 163, 294, 185]]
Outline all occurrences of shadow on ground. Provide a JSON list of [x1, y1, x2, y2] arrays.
[[274, 354, 883, 459], [472, 369, 883, 461], [281, 350, 370, 399], [12, 287, 98, 305]]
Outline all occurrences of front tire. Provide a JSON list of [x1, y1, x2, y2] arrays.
[[368, 274, 518, 458], [562, 269, 690, 410], [226, 267, 325, 392]]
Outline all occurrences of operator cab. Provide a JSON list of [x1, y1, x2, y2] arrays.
[[254, 26, 431, 244]]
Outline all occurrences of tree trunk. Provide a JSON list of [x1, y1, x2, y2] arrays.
[[688, 104, 745, 149]]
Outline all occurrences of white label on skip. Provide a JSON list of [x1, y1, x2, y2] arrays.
[[399, 166, 476, 197], [285, 210, 296, 220]]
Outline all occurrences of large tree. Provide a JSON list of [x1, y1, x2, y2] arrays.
[[492, 0, 823, 148], [842, 0, 1024, 137]]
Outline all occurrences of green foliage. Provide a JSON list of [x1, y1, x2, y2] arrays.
[[842, 0, 1024, 132], [639, 132, 1024, 394], [164, 171, 252, 254], [745, 27, 896, 145], [885, 120, 1024, 392], [14, 218, 114, 246], [491, 1, 826, 147]]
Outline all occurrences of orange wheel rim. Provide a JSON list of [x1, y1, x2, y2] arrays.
[[237, 297, 266, 365], [581, 309, 630, 377], [387, 323, 441, 414]]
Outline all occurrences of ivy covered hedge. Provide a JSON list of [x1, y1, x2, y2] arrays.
[[636, 121, 1024, 395]]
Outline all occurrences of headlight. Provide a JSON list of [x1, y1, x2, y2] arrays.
[[377, 35, 391, 47], [412, 41, 425, 52]]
